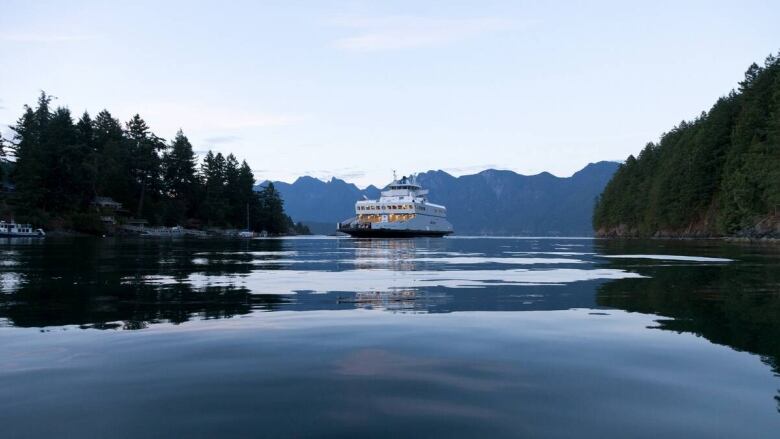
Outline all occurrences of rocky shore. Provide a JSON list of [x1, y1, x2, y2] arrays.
[[594, 214, 779, 241]]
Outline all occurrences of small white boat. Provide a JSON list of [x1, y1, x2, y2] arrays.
[[141, 226, 184, 237], [0, 221, 45, 237], [237, 230, 255, 238]]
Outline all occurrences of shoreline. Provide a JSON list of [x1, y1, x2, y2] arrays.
[[39, 228, 306, 239], [596, 236, 779, 244], [31, 231, 780, 243]]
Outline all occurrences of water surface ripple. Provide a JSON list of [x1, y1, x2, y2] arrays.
[[0, 237, 778, 437]]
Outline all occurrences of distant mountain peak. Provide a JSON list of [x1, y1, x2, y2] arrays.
[[571, 161, 621, 179], [269, 162, 619, 235], [579, 160, 621, 170], [292, 175, 322, 184]]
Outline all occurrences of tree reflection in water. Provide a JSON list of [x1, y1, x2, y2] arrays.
[[0, 238, 291, 329], [1, 237, 778, 412], [594, 239, 780, 412]]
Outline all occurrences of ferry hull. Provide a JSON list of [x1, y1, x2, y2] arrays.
[[338, 227, 452, 238]]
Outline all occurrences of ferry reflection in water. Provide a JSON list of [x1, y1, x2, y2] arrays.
[[349, 237, 421, 271], [338, 290, 449, 313]]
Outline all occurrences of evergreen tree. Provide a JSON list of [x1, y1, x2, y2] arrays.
[[236, 161, 257, 230], [254, 182, 287, 234], [162, 130, 198, 224], [224, 154, 241, 226], [291, 222, 311, 235], [10, 93, 51, 213], [3, 92, 299, 234], [125, 114, 164, 219], [93, 110, 132, 204], [93, 110, 124, 148], [0, 133, 6, 182], [164, 130, 197, 198], [75, 111, 94, 149], [44, 107, 89, 211], [75, 112, 98, 200], [201, 151, 228, 225]]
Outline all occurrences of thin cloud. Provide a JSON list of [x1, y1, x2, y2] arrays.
[[441, 164, 504, 174], [0, 33, 97, 43], [204, 135, 242, 144], [334, 171, 366, 180], [299, 167, 366, 183], [117, 102, 301, 134], [331, 16, 514, 52]]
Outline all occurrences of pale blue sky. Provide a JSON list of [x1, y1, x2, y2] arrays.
[[1, 0, 778, 187]]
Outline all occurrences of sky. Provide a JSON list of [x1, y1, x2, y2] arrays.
[[1, 0, 778, 188]]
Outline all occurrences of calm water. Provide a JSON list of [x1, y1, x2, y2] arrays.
[[1, 237, 778, 437]]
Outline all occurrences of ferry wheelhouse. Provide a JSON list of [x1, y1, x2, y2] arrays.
[[337, 175, 453, 238]]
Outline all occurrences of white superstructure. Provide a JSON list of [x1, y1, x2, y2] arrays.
[[338, 175, 453, 237]]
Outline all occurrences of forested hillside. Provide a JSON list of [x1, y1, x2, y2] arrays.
[[594, 54, 780, 238], [0, 93, 305, 235], [416, 162, 618, 236], [260, 176, 381, 226]]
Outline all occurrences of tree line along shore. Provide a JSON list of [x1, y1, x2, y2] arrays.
[[593, 53, 780, 239], [2, 49, 778, 241], [0, 93, 309, 236]]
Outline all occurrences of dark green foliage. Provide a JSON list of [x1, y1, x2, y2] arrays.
[[253, 182, 288, 234], [5, 93, 298, 234], [223, 154, 242, 226], [10, 99, 48, 212], [67, 212, 105, 235], [0, 133, 6, 182], [197, 155, 293, 233], [200, 151, 228, 225], [594, 54, 780, 236], [125, 114, 166, 220], [92, 110, 133, 206], [595, 239, 780, 378], [290, 221, 311, 235], [162, 130, 198, 224]]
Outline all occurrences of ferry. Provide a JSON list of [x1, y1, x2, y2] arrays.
[[0, 221, 45, 238], [337, 174, 454, 238]]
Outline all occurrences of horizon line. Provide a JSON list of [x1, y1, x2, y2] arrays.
[[260, 160, 623, 190]]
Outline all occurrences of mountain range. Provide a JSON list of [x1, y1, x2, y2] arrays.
[[258, 161, 620, 236]]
